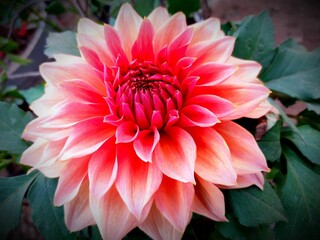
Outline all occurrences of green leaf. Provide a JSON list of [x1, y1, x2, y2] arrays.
[[260, 47, 320, 101], [217, 214, 274, 240], [258, 120, 282, 162], [167, 0, 200, 17], [232, 11, 275, 69], [283, 125, 320, 165], [0, 172, 39, 239], [7, 53, 32, 65], [280, 39, 307, 52], [0, 102, 33, 154], [229, 181, 287, 227], [275, 147, 320, 240], [298, 110, 320, 131], [306, 100, 320, 114], [20, 84, 45, 104], [44, 31, 80, 58], [27, 174, 76, 240]]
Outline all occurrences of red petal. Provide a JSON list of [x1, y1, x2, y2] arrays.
[[115, 121, 139, 143]]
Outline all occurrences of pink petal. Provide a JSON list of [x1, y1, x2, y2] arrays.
[[78, 18, 104, 37], [226, 57, 262, 83], [116, 143, 162, 220], [193, 83, 270, 120], [154, 176, 194, 232], [188, 62, 236, 86], [20, 138, 48, 167], [188, 127, 237, 186], [40, 62, 105, 92], [189, 17, 221, 45], [132, 18, 155, 62], [153, 127, 196, 183], [104, 24, 128, 63], [88, 137, 117, 197], [153, 12, 187, 56], [39, 101, 108, 128], [167, 28, 193, 68], [214, 121, 269, 174], [79, 46, 104, 71], [77, 33, 114, 66], [54, 156, 90, 206], [133, 127, 160, 162], [114, 3, 142, 59], [221, 172, 265, 190], [187, 94, 236, 118], [139, 204, 184, 240], [59, 79, 106, 104], [115, 121, 139, 143], [148, 7, 170, 31], [90, 186, 138, 240], [180, 104, 219, 127], [64, 180, 95, 231], [60, 117, 116, 160], [192, 176, 227, 221], [187, 36, 235, 66], [244, 99, 274, 118]]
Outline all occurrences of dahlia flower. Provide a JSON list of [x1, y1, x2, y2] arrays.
[[21, 4, 271, 239]]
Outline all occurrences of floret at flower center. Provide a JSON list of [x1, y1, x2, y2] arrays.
[[109, 60, 184, 129]]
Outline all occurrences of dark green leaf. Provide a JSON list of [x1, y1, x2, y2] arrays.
[[167, 0, 200, 16], [229, 181, 287, 227], [44, 31, 80, 58], [20, 84, 45, 104], [0, 172, 39, 239], [0, 102, 33, 154], [283, 125, 320, 165], [258, 120, 282, 162], [46, 0, 66, 15], [217, 214, 274, 240], [306, 100, 320, 114], [261, 47, 320, 101], [232, 11, 275, 69], [275, 147, 320, 240], [298, 110, 320, 131], [27, 174, 76, 240]]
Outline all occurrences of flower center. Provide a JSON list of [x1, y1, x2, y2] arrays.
[[107, 61, 183, 129]]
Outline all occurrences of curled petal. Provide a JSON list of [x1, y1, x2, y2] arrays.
[[221, 172, 265, 190], [180, 104, 219, 127], [133, 127, 160, 162], [115, 121, 139, 143], [153, 127, 196, 183]]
